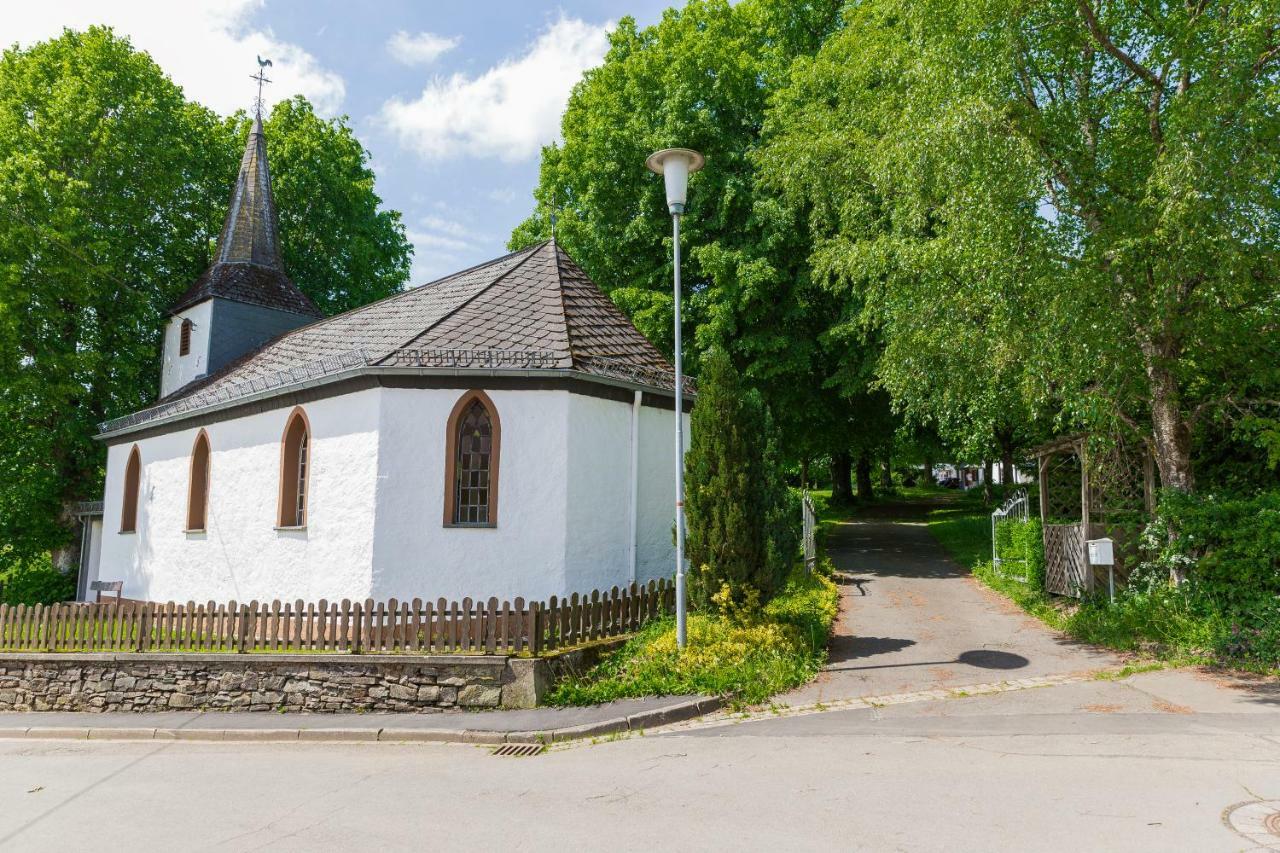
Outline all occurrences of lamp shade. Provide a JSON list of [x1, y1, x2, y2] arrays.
[[646, 148, 705, 214]]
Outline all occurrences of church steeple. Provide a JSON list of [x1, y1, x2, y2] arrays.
[[160, 97, 322, 399], [214, 114, 284, 268]]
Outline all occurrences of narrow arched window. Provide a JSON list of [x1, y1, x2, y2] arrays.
[[179, 318, 193, 356], [120, 445, 141, 533], [186, 430, 210, 531], [445, 391, 500, 526], [277, 408, 310, 527]]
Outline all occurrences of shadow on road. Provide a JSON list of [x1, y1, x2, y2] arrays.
[[824, 645, 1031, 675]]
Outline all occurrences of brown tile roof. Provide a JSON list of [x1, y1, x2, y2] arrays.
[[171, 115, 320, 318], [107, 242, 678, 434]]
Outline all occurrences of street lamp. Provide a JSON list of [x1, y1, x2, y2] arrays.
[[646, 147, 704, 649]]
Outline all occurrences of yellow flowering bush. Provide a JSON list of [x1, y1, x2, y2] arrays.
[[550, 567, 839, 706]]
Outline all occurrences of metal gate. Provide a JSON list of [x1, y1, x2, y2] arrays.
[[802, 492, 817, 572], [991, 489, 1030, 582]]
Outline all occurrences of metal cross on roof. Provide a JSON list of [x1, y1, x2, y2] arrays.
[[251, 56, 273, 116]]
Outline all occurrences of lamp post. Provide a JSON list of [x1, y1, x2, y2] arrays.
[[646, 147, 704, 649]]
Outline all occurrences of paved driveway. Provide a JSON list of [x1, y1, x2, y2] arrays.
[[783, 502, 1118, 706]]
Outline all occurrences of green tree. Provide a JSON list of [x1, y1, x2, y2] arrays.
[[510, 0, 855, 470], [684, 350, 793, 608], [763, 0, 1280, 494], [0, 28, 411, 574]]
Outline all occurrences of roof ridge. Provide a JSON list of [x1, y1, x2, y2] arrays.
[[374, 241, 550, 364], [547, 241, 575, 361]]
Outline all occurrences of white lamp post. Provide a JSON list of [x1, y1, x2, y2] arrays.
[[646, 147, 704, 649]]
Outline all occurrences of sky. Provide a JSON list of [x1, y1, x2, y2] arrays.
[[2, 1, 677, 285]]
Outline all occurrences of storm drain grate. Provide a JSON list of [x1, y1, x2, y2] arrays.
[[491, 743, 544, 757]]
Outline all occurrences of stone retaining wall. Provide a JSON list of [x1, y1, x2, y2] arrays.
[[0, 640, 625, 713], [0, 653, 509, 713]]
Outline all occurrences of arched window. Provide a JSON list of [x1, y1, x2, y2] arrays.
[[186, 430, 211, 531], [444, 390, 500, 526], [277, 408, 311, 528], [179, 318, 193, 356], [120, 445, 141, 533]]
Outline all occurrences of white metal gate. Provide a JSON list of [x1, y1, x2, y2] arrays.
[[991, 489, 1030, 582], [802, 492, 817, 572]]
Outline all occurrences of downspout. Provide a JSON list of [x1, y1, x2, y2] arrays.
[[628, 390, 641, 584]]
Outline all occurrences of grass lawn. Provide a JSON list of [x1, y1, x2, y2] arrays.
[[548, 565, 840, 707]]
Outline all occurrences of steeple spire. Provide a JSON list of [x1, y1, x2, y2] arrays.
[[168, 109, 320, 320], [214, 114, 283, 268]]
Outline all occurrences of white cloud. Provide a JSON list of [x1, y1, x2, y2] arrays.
[[387, 30, 459, 66], [0, 1, 345, 116], [381, 16, 610, 162], [406, 214, 490, 284]]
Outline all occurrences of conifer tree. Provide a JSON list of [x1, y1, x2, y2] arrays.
[[684, 350, 794, 609]]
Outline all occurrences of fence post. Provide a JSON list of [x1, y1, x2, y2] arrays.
[[529, 602, 542, 655]]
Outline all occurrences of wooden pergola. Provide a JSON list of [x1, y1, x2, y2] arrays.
[[1032, 435, 1156, 597]]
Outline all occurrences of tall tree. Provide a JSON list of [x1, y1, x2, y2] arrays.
[[763, 0, 1280, 494], [0, 28, 411, 570], [510, 0, 854, 467]]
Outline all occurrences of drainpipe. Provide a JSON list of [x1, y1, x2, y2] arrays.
[[628, 390, 641, 584]]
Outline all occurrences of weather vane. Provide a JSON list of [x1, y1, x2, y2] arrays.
[[251, 56, 273, 116]]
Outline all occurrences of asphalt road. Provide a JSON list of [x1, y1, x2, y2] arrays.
[[1, 503, 1277, 851], [783, 505, 1117, 705]]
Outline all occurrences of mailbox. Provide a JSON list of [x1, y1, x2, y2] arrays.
[[1087, 538, 1114, 566]]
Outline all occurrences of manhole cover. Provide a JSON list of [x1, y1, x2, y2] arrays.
[[1224, 800, 1280, 848]]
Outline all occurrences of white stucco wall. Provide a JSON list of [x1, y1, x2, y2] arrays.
[[370, 387, 571, 602], [635, 403, 687, 585], [159, 300, 212, 398], [99, 388, 382, 603], [98, 383, 689, 605], [564, 393, 635, 594]]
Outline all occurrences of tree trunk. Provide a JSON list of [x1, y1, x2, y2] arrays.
[[800, 458, 810, 490], [982, 460, 993, 503], [49, 502, 82, 576], [1148, 365, 1194, 493], [855, 453, 874, 501], [829, 452, 853, 504], [923, 456, 936, 485], [997, 428, 1016, 486], [879, 458, 893, 491]]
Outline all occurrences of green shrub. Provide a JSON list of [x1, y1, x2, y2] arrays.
[[549, 567, 839, 706], [0, 552, 76, 606]]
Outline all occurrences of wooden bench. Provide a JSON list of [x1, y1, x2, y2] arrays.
[[90, 580, 123, 603]]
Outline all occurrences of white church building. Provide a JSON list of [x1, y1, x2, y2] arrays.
[[81, 116, 690, 604]]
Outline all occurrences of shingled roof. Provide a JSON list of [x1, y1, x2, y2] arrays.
[[101, 241, 681, 435], [170, 115, 321, 318]]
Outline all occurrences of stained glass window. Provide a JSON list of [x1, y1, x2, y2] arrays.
[[453, 399, 492, 524]]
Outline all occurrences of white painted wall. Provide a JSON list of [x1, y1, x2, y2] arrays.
[[160, 300, 212, 397], [98, 384, 689, 604], [370, 387, 572, 603], [564, 393, 634, 594], [635, 404, 687, 585], [99, 388, 382, 603]]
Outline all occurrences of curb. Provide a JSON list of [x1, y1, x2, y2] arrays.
[[0, 697, 721, 745]]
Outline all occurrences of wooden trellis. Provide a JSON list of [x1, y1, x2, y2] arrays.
[[1033, 435, 1156, 597]]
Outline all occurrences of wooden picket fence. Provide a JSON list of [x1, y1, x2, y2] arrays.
[[0, 579, 674, 656]]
